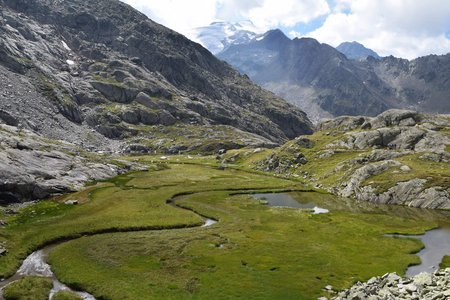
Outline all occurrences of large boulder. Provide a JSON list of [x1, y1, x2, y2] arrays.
[[90, 81, 139, 103], [369, 109, 420, 129]]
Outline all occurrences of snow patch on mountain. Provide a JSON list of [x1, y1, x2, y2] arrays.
[[194, 21, 262, 54]]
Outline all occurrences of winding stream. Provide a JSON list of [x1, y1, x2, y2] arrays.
[[0, 245, 96, 300], [1, 190, 449, 299], [0, 197, 217, 300]]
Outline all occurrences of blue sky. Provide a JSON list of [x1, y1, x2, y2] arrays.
[[281, 15, 327, 37], [122, 0, 450, 59]]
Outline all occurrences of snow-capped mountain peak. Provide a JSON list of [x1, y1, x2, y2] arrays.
[[194, 21, 261, 54]]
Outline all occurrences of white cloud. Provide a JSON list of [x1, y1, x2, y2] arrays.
[[121, 0, 330, 39], [307, 0, 450, 59], [244, 0, 330, 30], [121, 0, 218, 40], [121, 0, 450, 59]]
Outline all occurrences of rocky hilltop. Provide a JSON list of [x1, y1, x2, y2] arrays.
[[218, 30, 450, 122], [223, 109, 450, 209], [0, 0, 312, 152]]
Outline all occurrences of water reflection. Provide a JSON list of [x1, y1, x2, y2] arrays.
[[252, 191, 450, 275], [252, 193, 329, 214]]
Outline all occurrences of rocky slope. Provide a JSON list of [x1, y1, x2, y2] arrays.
[[217, 30, 450, 122], [0, 0, 312, 150], [336, 41, 381, 60], [0, 124, 145, 203], [223, 109, 450, 209]]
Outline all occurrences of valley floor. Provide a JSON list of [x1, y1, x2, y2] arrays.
[[0, 158, 448, 299]]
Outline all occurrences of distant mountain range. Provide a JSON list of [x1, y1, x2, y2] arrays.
[[214, 29, 450, 121], [336, 41, 381, 60]]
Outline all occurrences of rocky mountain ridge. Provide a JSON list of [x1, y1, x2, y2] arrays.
[[0, 0, 313, 152], [0, 0, 314, 203], [218, 30, 450, 122]]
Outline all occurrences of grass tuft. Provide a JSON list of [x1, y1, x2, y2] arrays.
[[2, 276, 52, 300]]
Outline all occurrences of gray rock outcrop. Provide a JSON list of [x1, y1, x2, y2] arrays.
[[0, 124, 135, 203], [333, 269, 450, 300], [318, 110, 450, 209]]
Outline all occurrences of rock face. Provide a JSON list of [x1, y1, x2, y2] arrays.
[[322, 110, 450, 209], [333, 269, 450, 300], [0, 0, 312, 148], [323, 110, 450, 153], [217, 30, 450, 122], [0, 124, 142, 203]]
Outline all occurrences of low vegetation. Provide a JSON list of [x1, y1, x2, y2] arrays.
[[52, 290, 83, 300], [2, 276, 52, 300], [440, 256, 450, 268]]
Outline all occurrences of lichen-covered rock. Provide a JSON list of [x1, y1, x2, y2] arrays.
[[90, 81, 139, 104]]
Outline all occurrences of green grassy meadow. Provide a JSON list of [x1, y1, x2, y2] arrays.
[[0, 161, 441, 299]]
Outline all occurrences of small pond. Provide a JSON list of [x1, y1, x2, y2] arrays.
[[252, 193, 329, 214], [252, 192, 450, 277]]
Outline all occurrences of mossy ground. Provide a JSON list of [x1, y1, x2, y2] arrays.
[[440, 256, 450, 268], [52, 290, 83, 300], [0, 162, 441, 299], [2, 276, 52, 300], [0, 163, 296, 277]]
